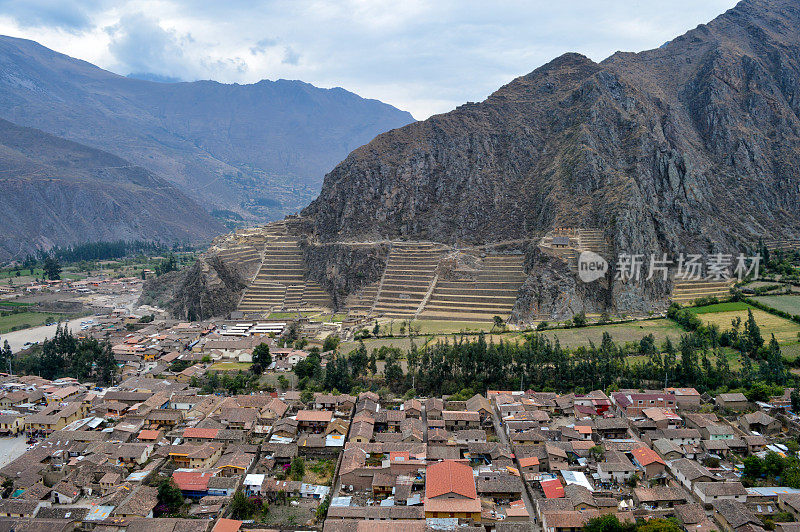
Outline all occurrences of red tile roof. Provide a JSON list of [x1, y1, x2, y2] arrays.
[[425, 460, 477, 500], [540, 478, 565, 498]]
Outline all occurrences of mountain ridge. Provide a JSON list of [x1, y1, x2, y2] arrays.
[[0, 117, 224, 261], [0, 35, 415, 222]]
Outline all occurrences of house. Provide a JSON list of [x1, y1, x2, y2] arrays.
[[172, 470, 214, 499], [540, 478, 565, 499], [612, 392, 676, 417], [671, 459, 716, 491], [168, 443, 223, 469], [778, 493, 800, 520], [713, 499, 762, 532], [0, 414, 22, 435], [642, 407, 682, 430], [593, 417, 629, 440], [666, 388, 702, 409], [630, 446, 666, 479], [52, 479, 80, 504], [652, 438, 685, 461], [465, 394, 493, 424], [633, 486, 687, 510], [702, 424, 736, 441], [99, 472, 121, 495], [541, 510, 600, 532], [695, 482, 748, 506], [518, 456, 540, 479], [112, 485, 158, 518], [425, 397, 444, 420], [597, 452, 636, 484], [739, 411, 781, 435], [402, 399, 423, 418], [715, 393, 749, 411], [423, 460, 481, 521], [296, 410, 333, 433], [442, 410, 480, 431]]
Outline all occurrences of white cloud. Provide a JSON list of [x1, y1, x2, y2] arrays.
[[0, 0, 740, 118]]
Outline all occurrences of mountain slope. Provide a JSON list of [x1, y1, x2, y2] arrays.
[[299, 0, 800, 318], [305, 0, 800, 252], [0, 36, 415, 221], [0, 118, 224, 261]]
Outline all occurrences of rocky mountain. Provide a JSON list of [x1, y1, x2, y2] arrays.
[[0, 118, 224, 261], [153, 0, 800, 322], [0, 36, 415, 222], [299, 0, 800, 318]]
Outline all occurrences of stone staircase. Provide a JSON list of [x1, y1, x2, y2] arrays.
[[671, 279, 735, 305], [237, 222, 333, 313], [369, 242, 447, 319], [417, 254, 527, 322]]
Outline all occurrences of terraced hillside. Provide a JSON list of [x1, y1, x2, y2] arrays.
[[369, 242, 448, 319], [237, 222, 333, 314], [418, 255, 527, 322], [671, 279, 735, 306]]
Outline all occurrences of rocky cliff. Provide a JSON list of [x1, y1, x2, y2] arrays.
[[302, 0, 800, 319]]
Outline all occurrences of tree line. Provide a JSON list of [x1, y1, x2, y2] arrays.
[[15, 325, 117, 385], [294, 307, 790, 398]]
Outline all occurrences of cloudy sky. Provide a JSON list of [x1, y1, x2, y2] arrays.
[[0, 0, 739, 119]]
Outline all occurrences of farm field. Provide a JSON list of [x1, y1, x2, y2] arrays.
[[0, 311, 64, 334], [753, 295, 800, 317], [208, 362, 252, 371], [538, 319, 684, 348], [375, 319, 496, 335], [693, 307, 800, 345], [687, 302, 752, 314]]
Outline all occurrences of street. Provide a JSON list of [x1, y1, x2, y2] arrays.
[[491, 407, 538, 531]]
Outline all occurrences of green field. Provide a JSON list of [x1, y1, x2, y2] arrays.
[[687, 302, 753, 314], [694, 307, 800, 345], [754, 295, 800, 317], [0, 312, 63, 334]]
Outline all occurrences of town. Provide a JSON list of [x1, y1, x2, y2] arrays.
[[0, 280, 799, 532]]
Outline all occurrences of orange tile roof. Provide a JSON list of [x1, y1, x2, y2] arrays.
[[296, 410, 333, 422], [212, 518, 243, 532], [425, 460, 477, 500], [518, 456, 540, 468], [574, 425, 592, 434], [631, 446, 666, 466], [184, 427, 220, 439], [137, 429, 161, 441]]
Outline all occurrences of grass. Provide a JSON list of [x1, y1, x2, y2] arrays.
[[753, 295, 800, 317], [376, 319, 496, 335], [208, 362, 252, 371], [539, 319, 685, 348], [0, 312, 64, 334], [694, 308, 800, 345], [686, 302, 753, 314]]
